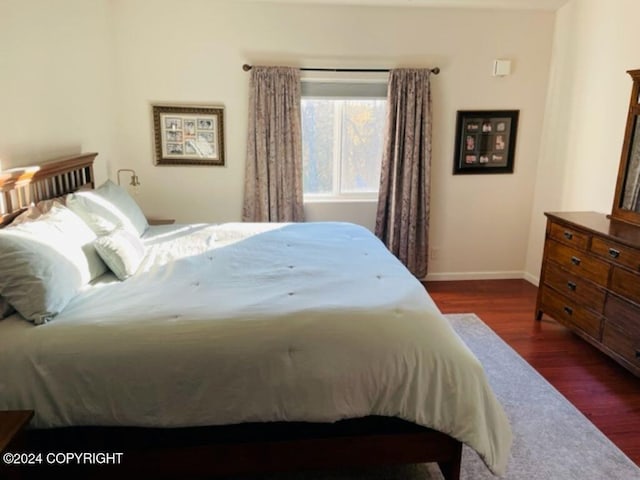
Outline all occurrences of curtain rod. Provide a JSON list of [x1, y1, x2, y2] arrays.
[[242, 64, 440, 75]]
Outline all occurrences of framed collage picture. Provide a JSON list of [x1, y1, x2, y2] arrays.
[[152, 104, 225, 166], [453, 110, 519, 174]]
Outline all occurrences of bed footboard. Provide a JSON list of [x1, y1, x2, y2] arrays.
[[25, 417, 461, 480]]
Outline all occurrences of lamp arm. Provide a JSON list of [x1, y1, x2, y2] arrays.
[[116, 169, 141, 187]]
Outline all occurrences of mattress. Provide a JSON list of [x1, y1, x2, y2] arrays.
[[0, 221, 512, 474]]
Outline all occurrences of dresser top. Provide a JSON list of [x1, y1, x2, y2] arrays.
[[545, 211, 640, 249]]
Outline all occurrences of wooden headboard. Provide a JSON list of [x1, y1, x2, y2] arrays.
[[0, 152, 97, 227]]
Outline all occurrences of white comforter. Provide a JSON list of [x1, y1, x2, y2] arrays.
[[0, 222, 511, 475]]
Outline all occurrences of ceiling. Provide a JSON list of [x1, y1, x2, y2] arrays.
[[238, 0, 570, 10]]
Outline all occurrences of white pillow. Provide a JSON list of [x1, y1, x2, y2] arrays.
[[9, 198, 68, 227], [9, 205, 41, 226], [94, 228, 145, 280], [66, 180, 148, 237], [0, 204, 108, 324]]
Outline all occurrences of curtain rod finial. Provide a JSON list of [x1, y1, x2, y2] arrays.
[[242, 64, 252, 71], [431, 67, 440, 75]]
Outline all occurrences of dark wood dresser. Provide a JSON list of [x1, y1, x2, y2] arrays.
[[536, 211, 640, 376]]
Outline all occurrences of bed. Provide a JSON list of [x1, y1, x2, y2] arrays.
[[0, 153, 511, 480]]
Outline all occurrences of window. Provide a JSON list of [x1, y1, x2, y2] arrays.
[[301, 81, 387, 199]]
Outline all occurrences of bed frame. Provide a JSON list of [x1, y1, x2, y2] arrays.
[[0, 153, 462, 480], [0, 152, 96, 227]]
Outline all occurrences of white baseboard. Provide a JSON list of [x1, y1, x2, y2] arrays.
[[523, 271, 540, 286], [423, 271, 527, 282]]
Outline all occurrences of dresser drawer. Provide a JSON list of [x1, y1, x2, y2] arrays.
[[604, 294, 640, 336], [538, 212, 640, 377], [602, 321, 640, 371], [591, 237, 640, 272], [610, 267, 640, 305], [543, 263, 606, 313], [549, 222, 589, 250], [540, 287, 602, 339], [546, 240, 610, 286]]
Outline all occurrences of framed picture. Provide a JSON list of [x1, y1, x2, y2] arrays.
[[152, 104, 225, 166], [453, 110, 519, 174]]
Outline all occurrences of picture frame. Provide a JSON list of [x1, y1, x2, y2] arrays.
[[152, 104, 225, 166], [453, 110, 519, 174]]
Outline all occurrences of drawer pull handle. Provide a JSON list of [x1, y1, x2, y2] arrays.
[[563, 306, 573, 316], [567, 281, 577, 291], [564, 231, 573, 240], [608, 248, 620, 259], [636, 350, 640, 359], [571, 256, 581, 266]]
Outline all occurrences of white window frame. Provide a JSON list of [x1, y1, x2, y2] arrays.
[[301, 72, 388, 202]]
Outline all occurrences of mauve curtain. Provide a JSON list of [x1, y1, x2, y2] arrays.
[[242, 66, 304, 222], [375, 69, 432, 278]]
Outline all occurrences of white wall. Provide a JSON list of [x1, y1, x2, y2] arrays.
[[0, 0, 116, 181], [4, 0, 636, 284], [0, 0, 554, 281], [110, 0, 554, 280], [524, 0, 640, 284]]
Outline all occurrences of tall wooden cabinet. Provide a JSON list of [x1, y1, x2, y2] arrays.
[[536, 212, 640, 376], [536, 69, 640, 377]]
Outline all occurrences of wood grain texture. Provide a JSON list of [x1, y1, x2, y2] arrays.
[[610, 69, 640, 228], [0, 410, 33, 452], [0, 152, 96, 226], [537, 213, 640, 376], [424, 279, 640, 466]]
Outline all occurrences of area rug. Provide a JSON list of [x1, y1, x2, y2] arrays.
[[231, 313, 640, 480]]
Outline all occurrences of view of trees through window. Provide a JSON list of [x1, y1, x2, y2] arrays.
[[301, 98, 386, 197]]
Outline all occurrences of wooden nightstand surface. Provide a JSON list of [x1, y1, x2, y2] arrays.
[[147, 218, 176, 225], [0, 411, 33, 452]]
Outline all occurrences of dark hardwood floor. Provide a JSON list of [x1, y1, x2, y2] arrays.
[[424, 279, 640, 466]]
